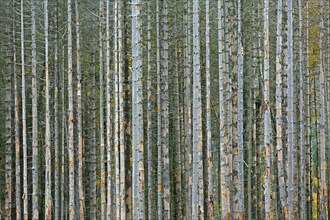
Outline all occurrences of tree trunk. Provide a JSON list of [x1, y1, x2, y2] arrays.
[[147, 0, 154, 218], [205, 0, 213, 218], [318, 0, 327, 219], [98, 0, 106, 218], [156, 0, 163, 218], [237, 0, 244, 218], [192, 0, 204, 219], [5, 1, 12, 216], [67, 0, 75, 218], [298, 0, 305, 218], [54, 0, 59, 219], [183, 0, 192, 218], [132, 0, 145, 218], [275, 0, 287, 218], [89, 44, 97, 220], [263, 0, 271, 219], [20, 0, 28, 218], [160, 1, 170, 219]]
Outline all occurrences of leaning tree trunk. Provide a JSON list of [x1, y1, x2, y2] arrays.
[[132, 0, 145, 218]]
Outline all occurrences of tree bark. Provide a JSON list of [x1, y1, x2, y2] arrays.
[[132, 0, 145, 218], [67, 0, 75, 218], [192, 0, 204, 219]]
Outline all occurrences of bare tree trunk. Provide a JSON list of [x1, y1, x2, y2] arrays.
[[183, 0, 192, 218], [305, 2, 312, 219], [318, 0, 327, 219], [174, 15, 182, 218], [114, 0, 120, 218], [13, 13, 21, 218], [61, 45, 66, 220], [44, 0, 52, 218], [54, 0, 59, 219], [275, 0, 287, 218], [98, 0, 106, 218], [263, 0, 271, 219], [74, 0, 85, 218], [118, 0, 126, 218], [89, 44, 97, 220], [5, 1, 12, 216], [156, 0, 163, 218], [67, 0, 75, 218], [132, 0, 145, 218], [20, 0, 28, 218], [237, 0, 244, 218], [192, 0, 204, 219], [147, 1, 153, 218], [14, 15, 21, 217], [205, 0, 213, 218], [105, 0, 112, 219], [160, 1, 170, 219], [287, 0, 297, 218], [298, 0, 305, 218]]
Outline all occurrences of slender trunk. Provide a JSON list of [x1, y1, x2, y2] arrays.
[[5, 1, 12, 216], [237, 0, 244, 218], [287, 0, 296, 218], [132, 0, 145, 218], [89, 44, 97, 220], [298, 0, 305, 218], [20, 0, 28, 218], [118, 0, 126, 218], [61, 45, 66, 220], [205, 0, 213, 218], [54, 0, 59, 219], [192, 0, 204, 219], [305, 2, 312, 219], [75, 0, 84, 218], [114, 0, 120, 218], [147, 0, 153, 218], [13, 27, 21, 220], [105, 0, 112, 219], [218, 1, 229, 219], [263, 0, 271, 219], [67, 0, 75, 218], [318, 0, 327, 219], [99, 0, 106, 218], [156, 0, 163, 218], [183, 0, 192, 218], [275, 0, 287, 218], [14, 14, 21, 219], [173, 13, 182, 220], [160, 1, 170, 219]]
